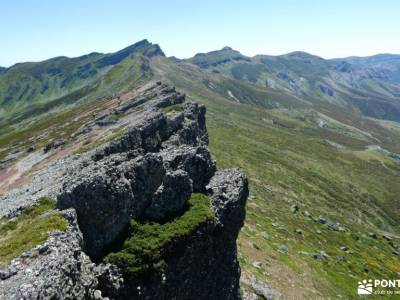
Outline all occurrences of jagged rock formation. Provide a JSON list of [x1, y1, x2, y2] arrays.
[[0, 82, 248, 300], [96, 168, 248, 300]]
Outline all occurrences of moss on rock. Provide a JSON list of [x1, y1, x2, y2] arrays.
[[105, 193, 213, 277]]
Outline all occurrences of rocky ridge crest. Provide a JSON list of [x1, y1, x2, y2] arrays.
[[0, 82, 248, 300]]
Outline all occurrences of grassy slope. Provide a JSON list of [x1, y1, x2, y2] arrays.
[[186, 49, 400, 122], [0, 50, 156, 162], [0, 40, 160, 127], [151, 57, 400, 299], [0, 197, 67, 267]]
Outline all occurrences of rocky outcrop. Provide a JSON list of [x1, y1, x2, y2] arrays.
[[207, 169, 248, 231], [367, 145, 400, 161], [0, 82, 248, 300], [92, 101, 208, 161], [319, 83, 334, 97], [161, 145, 216, 192], [57, 151, 197, 258], [43, 139, 67, 153], [241, 275, 281, 300], [0, 209, 99, 300], [94, 168, 248, 300]]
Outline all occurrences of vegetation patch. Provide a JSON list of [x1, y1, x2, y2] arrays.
[[105, 193, 213, 277], [161, 103, 184, 115], [0, 197, 67, 267]]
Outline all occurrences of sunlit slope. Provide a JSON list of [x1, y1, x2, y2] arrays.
[[0, 40, 162, 127], [185, 48, 400, 122], [152, 56, 400, 299]]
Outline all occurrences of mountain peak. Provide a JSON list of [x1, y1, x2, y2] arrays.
[[95, 39, 164, 68], [118, 39, 165, 57], [188, 47, 249, 68], [222, 46, 233, 51], [284, 51, 324, 60]]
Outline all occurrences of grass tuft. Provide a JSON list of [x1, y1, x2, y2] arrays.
[[0, 196, 67, 267]]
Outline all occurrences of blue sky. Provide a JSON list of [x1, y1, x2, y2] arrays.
[[1, 0, 399, 67]]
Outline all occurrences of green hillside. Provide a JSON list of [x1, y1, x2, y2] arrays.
[[0, 39, 163, 127], [185, 48, 400, 122], [151, 56, 400, 299]]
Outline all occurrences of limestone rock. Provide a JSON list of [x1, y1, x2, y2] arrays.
[[0, 209, 98, 300]]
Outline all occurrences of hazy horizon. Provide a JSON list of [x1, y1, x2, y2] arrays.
[[1, 0, 400, 67]]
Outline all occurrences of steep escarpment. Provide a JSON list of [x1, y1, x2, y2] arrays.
[[0, 82, 248, 300]]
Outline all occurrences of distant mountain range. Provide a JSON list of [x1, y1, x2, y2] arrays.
[[185, 47, 400, 121], [2, 41, 400, 127]]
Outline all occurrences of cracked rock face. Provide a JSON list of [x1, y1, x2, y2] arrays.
[[144, 169, 193, 221], [0, 82, 248, 300], [58, 153, 171, 258], [161, 145, 216, 192]]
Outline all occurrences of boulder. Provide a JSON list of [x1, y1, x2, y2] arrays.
[[43, 139, 66, 153], [278, 244, 289, 253], [290, 204, 299, 213], [368, 232, 378, 239]]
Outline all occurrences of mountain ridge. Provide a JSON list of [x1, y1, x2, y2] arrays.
[[184, 45, 400, 121], [0, 40, 164, 127], [189, 46, 400, 62], [1, 39, 164, 70]]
